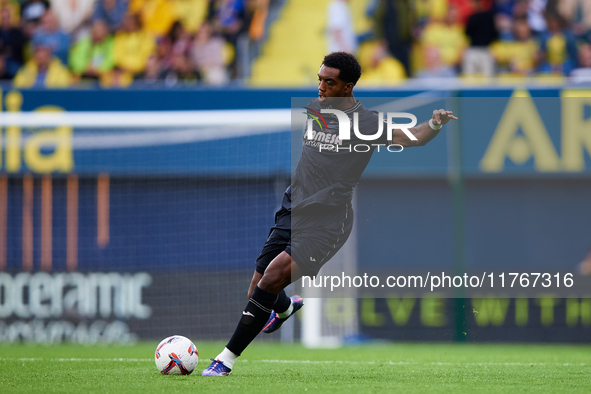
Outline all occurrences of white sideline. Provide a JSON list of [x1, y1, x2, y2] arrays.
[[0, 358, 586, 367], [70, 125, 286, 149], [0, 109, 292, 128]]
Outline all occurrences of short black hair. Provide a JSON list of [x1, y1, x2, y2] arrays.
[[322, 52, 362, 86]]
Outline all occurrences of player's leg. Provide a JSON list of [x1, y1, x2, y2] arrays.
[[202, 251, 299, 376], [247, 271, 262, 299], [266, 205, 355, 334], [248, 228, 298, 320], [248, 268, 298, 333], [261, 241, 303, 333], [257, 251, 301, 292], [248, 270, 298, 332]]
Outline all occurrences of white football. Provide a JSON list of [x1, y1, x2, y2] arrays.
[[155, 335, 199, 375]]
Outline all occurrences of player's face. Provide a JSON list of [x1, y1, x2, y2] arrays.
[[317, 65, 353, 105]]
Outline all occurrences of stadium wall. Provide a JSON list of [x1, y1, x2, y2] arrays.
[[0, 87, 589, 343]]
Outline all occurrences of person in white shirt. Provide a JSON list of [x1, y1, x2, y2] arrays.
[[327, 0, 357, 54], [51, 0, 96, 39]]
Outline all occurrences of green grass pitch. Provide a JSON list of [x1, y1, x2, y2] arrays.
[[0, 342, 589, 393]]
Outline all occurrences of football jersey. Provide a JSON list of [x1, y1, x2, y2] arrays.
[[290, 99, 390, 211]]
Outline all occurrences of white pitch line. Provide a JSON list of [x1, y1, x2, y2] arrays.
[[0, 358, 585, 367], [257, 360, 587, 367], [0, 109, 292, 128], [0, 358, 153, 362]]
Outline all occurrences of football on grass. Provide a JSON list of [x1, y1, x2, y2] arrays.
[[155, 335, 199, 375]]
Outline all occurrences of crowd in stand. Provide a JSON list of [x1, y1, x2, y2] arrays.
[[0, 0, 268, 87], [329, 0, 591, 82], [1, 0, 590, 87]]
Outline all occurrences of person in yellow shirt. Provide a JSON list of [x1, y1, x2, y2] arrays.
[[171, 0, 209, 34], [13, 45, 71, 88], [508, 17, 539, 75], [129, 0, 175, 37], [538, 12, 578, 75], [420, 4, 468, 70], [113, 13, 155, 74], [356, 41, 406, 86]]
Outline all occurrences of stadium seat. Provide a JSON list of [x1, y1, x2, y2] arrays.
[[250, 0, 373, 86]]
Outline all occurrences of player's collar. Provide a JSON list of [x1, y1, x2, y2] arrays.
[[343, 100, 361, 113], [324, 100, 361, 113]]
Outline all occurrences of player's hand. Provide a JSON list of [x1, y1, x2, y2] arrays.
[[432, 109, 458, 126]]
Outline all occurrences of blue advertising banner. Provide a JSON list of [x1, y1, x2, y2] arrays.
[[0, 87, 589, 176], [0, 87, 589, 343]]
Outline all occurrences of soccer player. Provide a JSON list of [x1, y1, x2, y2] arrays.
[[202, 52, 457, 376]]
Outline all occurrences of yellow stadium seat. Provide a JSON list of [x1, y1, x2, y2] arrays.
[[250, 0, 372, 86]]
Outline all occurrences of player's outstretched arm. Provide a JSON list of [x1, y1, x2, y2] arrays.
[[391, 109, 458, 147]]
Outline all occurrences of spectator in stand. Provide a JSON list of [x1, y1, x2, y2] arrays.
[[0, 51, 13, 79], [69, 19, 114, 80], [491, 16, 540, 75], [495, 0, 518, 42], [512, 0, 529, 19], [570, 42, 591, 82], [31, 10, 70, 65], [558, 0, 591, 39], [207, 0, 246, 78], [93, 0, 128, 33], [446, 0, 476, 25], [0, 7, 26, 77], [135, 54, 165, 83], [356, 40, 406, 85], [247, 0, 270, 42], [172, 0, 210, 34], [0, 0, 20, 25], [327, 0, 356, 54], [496, 0, 516, 17], [163, 52, 199, 86], [495, 12, 513, 42], [51, 0, 95, 38], [463, 0, 498, 76], [414, 0, 447, 28], [190, 21, 227, 85], [13, 44, 70, 87], [129, 0, 176, 37], [113, 13, 155, 75], [421, 4, 468, 72], [100, 65, 133, 86], [416, 45, 457, 78], [508, 16, 540, 75], [528, 0, 548, 35], [159, 21, 192, 69], [372, 0, 414, 76], [207, 0, 246, 44], [538, 11, 578, 74], [21, 0, 49, 24], [21, 0, 48, 52]]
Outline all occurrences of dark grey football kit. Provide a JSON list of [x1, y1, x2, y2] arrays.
[[255, 99, 389, 277]]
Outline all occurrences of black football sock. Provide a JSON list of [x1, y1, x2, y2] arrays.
[[226, 285, 277, 356], [273, 289, 291, 314]]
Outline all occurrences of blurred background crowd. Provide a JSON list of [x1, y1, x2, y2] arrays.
[[0, 0, 589, 88]]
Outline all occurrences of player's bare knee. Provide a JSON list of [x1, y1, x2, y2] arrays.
[[259, 269, 289, 294]]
